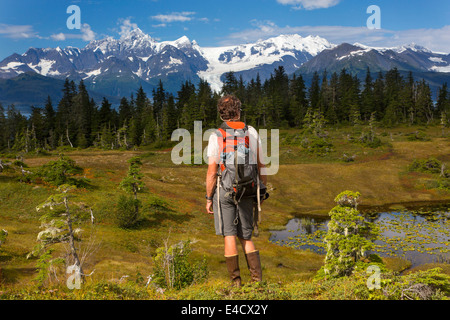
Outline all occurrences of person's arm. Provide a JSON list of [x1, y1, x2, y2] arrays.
[[205, 155, 218, 215]]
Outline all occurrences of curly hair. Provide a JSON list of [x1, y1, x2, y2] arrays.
[[217, 95, 241, 121]]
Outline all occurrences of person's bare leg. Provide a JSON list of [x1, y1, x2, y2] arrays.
[[238, 238, 256, 254], [224, 236, 239, 256]]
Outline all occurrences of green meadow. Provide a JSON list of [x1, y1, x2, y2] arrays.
[[1, 124, 450, 300]]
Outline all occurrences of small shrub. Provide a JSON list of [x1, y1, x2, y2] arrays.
[[282, 133, 302, 146], [151, 240, 208, 290], [430, 177, 450, 191], [34, 155, 89, 187], [34, 248, 65, 288], [0, 229, 7, 248], [301, 136, 334, 156], [365, 268, 450, 300], [358, 130, 382, 148], [114, 195, 141, 228], [406, 130, 430, 141], [341, 153, 356, 163], [148, 196, 172, 214], [317, 191, 379, 279], [409, 158, 443, 175]]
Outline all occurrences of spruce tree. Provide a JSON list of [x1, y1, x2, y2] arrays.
[[6, 105, 27, 150], [72, 80, 93, 148], [118, 97, 133, 128], [161, 94, 177, 140], [400, 72, 415, 124], [197, 79, 215, 127], [308, 71, 321, 111], [437, 83, 449, 117], [373, 72, 385, 121], [29, 106, 45, 151], [289, 74, 308, 127], [319, 70, 333, 119], [222, 72, 238, 96], [98, 97, 113, 128], [0, 103, 6, 150], [383, 68, 403, 125], [43, 96, 56, 149], [142, 101, 157, 145], [361, 68, 374, 121], [415, 79, 434, 124], [130, 86, 148, 146], [56, 79, 77, 147], [326, 72, 339, 125], [119, 156, 145, 226]]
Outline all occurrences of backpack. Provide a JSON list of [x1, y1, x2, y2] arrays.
[[216, 122, 264, 202]]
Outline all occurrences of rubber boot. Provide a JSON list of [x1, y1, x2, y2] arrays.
[[245, 250, 262, 282], [225, 254, 242, 287]]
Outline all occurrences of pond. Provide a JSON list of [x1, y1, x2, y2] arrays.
[[269, 204, 450, 269]]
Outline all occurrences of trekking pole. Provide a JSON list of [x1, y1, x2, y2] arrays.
[[256, 174, 261, 213], [217, 174, 222, 234]]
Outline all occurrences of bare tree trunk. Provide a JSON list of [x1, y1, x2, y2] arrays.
[[124, 128, 129, 149], [117, 129, 121, 148], [441, 164, 447, 178], [25, 127, 29, 153], [66, 126, 74, 148]]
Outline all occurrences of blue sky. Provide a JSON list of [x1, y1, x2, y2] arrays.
[[0, 0, 449, 60]]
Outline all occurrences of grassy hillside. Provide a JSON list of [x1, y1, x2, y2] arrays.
[[0, 124, 449, 299]]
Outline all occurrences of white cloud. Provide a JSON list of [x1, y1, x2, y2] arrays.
[[51, 33, 66, 41], [118, 18, 139, 38], [80, 23, 96, 41], [151, 12, 196, 23], [152, 23, 167, 28], [149, 12, 212, 28], [382, 26, 450, 54], [0, 24, 40, 39], [219, 20, 450, 53], [276, 0, 341, 10], [50, 23, 96, 42]]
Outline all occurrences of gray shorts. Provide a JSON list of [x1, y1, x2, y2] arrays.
[[213, 185, 255, 240]]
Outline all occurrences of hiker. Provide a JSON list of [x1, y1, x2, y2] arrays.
[[205, 95, 267, 287]]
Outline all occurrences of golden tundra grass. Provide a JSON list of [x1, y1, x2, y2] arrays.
[[0, 125, 449, 292]]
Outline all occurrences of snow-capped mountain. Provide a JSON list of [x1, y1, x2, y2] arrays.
[[0, 28, 209, 96], [298, 42, 450, 75], [0, 29, 333, 96], [1, 28, 450, 109], [293, 41, 450, 98], [198, 34, 333, 92]]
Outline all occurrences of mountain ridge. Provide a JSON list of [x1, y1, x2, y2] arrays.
[[1, 28, 450, 110], [294, 42, 450, 96], [0, 29, 333, 95]]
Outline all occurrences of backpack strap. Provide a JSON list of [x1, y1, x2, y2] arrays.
[[216, 128, 228, 173]]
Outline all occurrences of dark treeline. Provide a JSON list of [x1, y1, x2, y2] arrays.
[[0, 66, 449, 152]]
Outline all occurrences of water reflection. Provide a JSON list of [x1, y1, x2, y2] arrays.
[[269, 206, 450, 268]]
